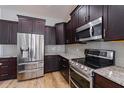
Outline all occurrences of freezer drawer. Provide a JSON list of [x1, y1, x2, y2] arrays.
[[18, 61, 44, 71], [17, 68, 44, 81]]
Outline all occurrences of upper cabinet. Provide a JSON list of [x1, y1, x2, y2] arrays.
[[104, 6, 124, 41], [18, 15, 45, 34], [18, 17, 32, 33], [78, 5, 89, 27], [32, 19, 45, 34], [45, 26, 56, 45], [55, 22, 66, 45], [89, 5, 103, 21], [0, 20, 18, 44], [10, 22, 18, 44]]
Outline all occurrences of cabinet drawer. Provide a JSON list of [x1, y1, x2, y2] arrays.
[[0, 58, 16, 66], [18, 68, 44, 80], [94, 73, 123, 88], [0, 59, 10, 66], [0, 65, 10, 74], [0, 73, 10, 80]]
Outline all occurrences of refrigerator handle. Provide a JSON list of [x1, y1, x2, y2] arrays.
[[30, 48, 33, 58]]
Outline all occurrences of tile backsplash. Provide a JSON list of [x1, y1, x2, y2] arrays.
[[0, 44, 17, 57], [45, 45, 65, 55], [65, 41, 124, 67]]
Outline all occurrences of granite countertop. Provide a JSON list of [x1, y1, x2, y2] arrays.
[[45, 52, 84, 60], [0, 56, 17, 58], [94, 66, 124, 86]]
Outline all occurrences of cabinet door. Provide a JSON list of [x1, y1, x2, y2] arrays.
[[78, 5, 88, 27], [105, 5, 124, 41], [18, 17, 33, 33], [71, 9, 78, 29], [93, 73, 123, 88], [44, 55, 60, 73], [55, 23, 65, 44], [45, 26, 56, 45], [89, 5, 103, 21], [60, 56, 69, 83], [10, 22, 18, 44], [33, 19, 45, 34], [65, 21, 74, 44], [0, 21, 10, 44]]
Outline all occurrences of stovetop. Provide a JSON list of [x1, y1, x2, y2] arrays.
[[71, 58, 86, 65]]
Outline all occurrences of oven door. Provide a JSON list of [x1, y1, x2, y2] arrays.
[[70, 67, 92, 88]]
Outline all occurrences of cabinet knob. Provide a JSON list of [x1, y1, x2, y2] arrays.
[[0, 63, 3, 66]]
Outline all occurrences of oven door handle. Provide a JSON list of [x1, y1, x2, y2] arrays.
[[70, 66, 91, 82], [70, 78, 79, 88]]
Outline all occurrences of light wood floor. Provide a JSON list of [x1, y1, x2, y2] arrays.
[[0, 71, 70, 88]]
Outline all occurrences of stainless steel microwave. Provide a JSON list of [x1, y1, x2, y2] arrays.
[[76, 17, 103, 42]]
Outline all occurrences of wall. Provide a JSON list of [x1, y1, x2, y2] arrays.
[[0, 8, 1, 18], [65, 41, 124, 67], [0, 8, 65, 26]]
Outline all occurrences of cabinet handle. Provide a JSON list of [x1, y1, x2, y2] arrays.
[[62, 65, 67, 68], [0, 63, 3, 66], [62, 59, 67, 62], [0, 74, 8, 77], [88, 16, 90, 21], [85, 17, 86, 22], [1, 66, 8, 68], [0, 59, 9, 61], [66, 40, 69, 43], [104, 28, 106, 38]]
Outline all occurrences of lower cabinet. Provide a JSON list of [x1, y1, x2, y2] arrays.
[[44, 55, 69, 83], [44, 55, 60, 73], [93, 73, 123, 88], [0, 58, 17, 81], [59, 56, 69, 83]]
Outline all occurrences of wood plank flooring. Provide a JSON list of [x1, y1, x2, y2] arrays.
[[0, 72, 70, 88]]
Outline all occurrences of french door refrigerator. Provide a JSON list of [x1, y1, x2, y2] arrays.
[[17, 33, 44, 81]]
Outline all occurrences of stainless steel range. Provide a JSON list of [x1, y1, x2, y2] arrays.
[[69, 49, 115, 88]]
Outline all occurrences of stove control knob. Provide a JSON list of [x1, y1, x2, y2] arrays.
[[76, 63, 78, 66], [81, 65, 84, 69], [84, 67, 88, 71]]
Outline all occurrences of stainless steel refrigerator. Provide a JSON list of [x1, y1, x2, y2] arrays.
[[17, 33, 44, 81]]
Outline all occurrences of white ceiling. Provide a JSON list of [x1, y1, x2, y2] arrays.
[[0, 5, 77, 21]]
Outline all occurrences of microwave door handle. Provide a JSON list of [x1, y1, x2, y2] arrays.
[[89, 27, 93, 37]]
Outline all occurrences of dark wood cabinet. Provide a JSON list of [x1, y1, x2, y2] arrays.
[[18, 15, 45, 34], [0, 58, 17, 81], [93, 73, 123, 88], [65, 20, 75, 44], [45, 55, 60, 73], [89, 5, 103, 21], [59, 56, 69, 83], [0, 20, 10, 44], [104, 6, 124, 41], [33, 19, 45, 34], [45, 26, 56, 45], [18, 17, 33, 33], [78, 5, 89, 27], [55, 22, 66, 44], [0, 20, 18, 44], [10, 22, 18, 44]]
